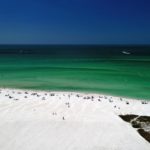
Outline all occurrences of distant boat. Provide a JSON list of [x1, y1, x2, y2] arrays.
[[122, 51, 131, 55]]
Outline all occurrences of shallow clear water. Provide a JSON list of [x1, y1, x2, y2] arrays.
[[0, 46, 150, 100]]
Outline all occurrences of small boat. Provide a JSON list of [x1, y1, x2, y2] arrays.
[[122, 51, 131, 55]]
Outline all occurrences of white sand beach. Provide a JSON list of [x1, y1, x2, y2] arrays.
[[0, 88, 149, 150]]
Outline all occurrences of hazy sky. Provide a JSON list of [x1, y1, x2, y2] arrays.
[[0, 0, 150, 44]]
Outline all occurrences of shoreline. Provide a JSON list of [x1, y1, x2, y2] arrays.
[[0, 87, 149, 102], [0, 88, 150, 149]]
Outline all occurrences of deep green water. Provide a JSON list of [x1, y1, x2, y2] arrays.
[[0, 53, 150, 100]]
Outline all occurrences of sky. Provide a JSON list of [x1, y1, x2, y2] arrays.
[[0, 0, 150, 44]]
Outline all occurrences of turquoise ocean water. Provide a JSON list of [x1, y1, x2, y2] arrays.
[[0, 45, 150, 100]]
